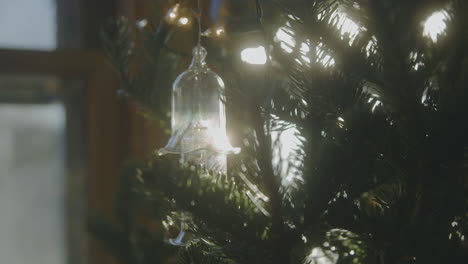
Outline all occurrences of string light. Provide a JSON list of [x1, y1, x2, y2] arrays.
[[215, 27, 225, 36], [241, 46, 267, 65], [178, 17, 189, 26], [165, 3, 180, 23], [201, 26, 226, 38]]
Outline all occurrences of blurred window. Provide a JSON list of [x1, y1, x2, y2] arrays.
[[0, 75, 87, 264], [0, 1, 119, 263], [0, 0, 57, 50], [0, 102, 66, 264]]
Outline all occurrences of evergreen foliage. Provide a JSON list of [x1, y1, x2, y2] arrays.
[[92, 0, 468, 263]]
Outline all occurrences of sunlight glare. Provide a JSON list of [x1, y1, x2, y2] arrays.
[[275, 26, 295, 53], [423, 10, 449, 42], [316, 43, 335, 67], [271, 121, 304, 188], [328, 9, 362, 46], [371, 100, 381, 113], [241, 46, 267, 65], [421, 87, 429, 104], [337, 117, 345, 128], [365, 36, 377, 57], [300, 42, 311, 63], [409, 51, 425, 71]]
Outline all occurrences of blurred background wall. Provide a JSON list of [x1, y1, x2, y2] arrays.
[[0, 1, 158, 264]]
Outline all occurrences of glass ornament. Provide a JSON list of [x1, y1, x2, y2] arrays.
[[158, 45, 240, 173], [162, 212, 196, 246]]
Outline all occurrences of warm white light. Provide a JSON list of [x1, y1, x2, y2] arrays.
[[166, 4, 180, 22], [423, 10, 449, 42], [275, 26, 295, 53], [241, 46, 267, 65], [178, 17, 189, 26], [215, 27, 224, 36]]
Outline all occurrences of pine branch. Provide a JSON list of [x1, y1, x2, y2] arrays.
[[251, 108, 291, 264], [133, 157, 272, 262]]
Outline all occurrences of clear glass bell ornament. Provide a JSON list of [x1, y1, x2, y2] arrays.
[[158, 45, 240, 173]]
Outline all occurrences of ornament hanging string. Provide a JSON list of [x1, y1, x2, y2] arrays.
[[197, 0, 202, 47]]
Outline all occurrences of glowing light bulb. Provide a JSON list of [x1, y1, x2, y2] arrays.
[[165, 3, 180, 23], [178, 17, 189, 26], [215, 27, 224, 36], [241, 46, 267, 65]]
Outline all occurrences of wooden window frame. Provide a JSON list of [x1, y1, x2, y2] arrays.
[[0, 48, 127, 264]]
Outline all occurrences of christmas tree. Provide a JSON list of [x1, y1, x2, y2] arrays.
[[91, 0, 468, 263]]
